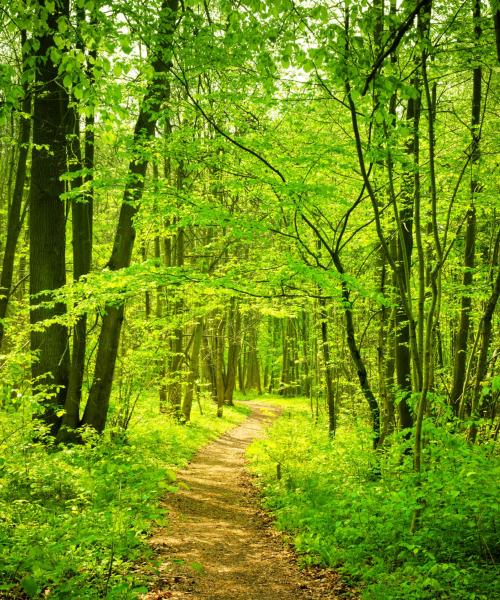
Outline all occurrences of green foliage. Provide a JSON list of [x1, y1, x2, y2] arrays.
[[247, 400, 500, 599], [0, 396, 248, 598], [0, 0, 499, 595]]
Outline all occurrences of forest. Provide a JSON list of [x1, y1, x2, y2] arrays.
[[0, 0, 499, 598]]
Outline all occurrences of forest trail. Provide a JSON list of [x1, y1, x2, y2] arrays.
[[145, 401, 348, 600]]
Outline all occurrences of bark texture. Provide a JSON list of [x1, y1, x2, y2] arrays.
[[30, 1, 71, 435]]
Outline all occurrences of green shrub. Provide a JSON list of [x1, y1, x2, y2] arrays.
[[247, 399, 500, 599], [0, 396, 249, 598]]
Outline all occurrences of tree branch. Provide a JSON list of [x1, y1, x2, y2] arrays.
[[362, 0, 432, 96]]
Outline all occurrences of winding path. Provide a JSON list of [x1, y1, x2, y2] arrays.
[[146, 401, 348, 600]]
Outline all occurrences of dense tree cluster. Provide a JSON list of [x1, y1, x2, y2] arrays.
[[0, 0, 498, 594]]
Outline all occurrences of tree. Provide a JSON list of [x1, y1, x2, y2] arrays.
[[29, 0, 71, 435], [81, 0, 179, 432], [0, 29, 31, 350]]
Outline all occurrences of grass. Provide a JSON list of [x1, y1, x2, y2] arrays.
[[0, 394, 250, 599], [247, 397, 500, 600]]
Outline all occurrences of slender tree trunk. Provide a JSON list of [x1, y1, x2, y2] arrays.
[[342, 283, 380, 447], [333, 247, 381, 446], [378, 259, 396, 443], [202, 329, 217, 402], [141, 242, 151, 318], [301, 213, 380, 446], [167, 223, 184, 419], [319, 297, 336, 436], [215, 317, 226, 417], [155, 237, 168, 410], [300, 310, 311, 397], [280, 318, 290, 395], [59, 45, 95, 441], [246, 320, 262, 394], [449, 0, 481, 415], [238, 355, 246, 395], [449, 205, 476, 413], [470, 261, 500, 440], [394, 49, 423, 429], [81, 0, 179, 432], [493, 3, 500, 63], [224, 298, 241, 406], [182, 320, 203, 421], [0, 31, 31, 348]]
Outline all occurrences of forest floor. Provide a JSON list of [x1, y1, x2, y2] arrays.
[[143, 401, 356, 600]]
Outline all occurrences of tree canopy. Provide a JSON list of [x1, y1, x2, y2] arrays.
[[0, 0, 498, 597]]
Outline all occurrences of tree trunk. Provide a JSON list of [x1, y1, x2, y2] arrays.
[[58, 68, 95, 441], [469, 257, 500, 440], [30, 1, 71, 435], [215, 317, 226, 417], [246, 320, 262, 394], [183, 320, 203, 421], [300, 310, 312, 398], [155, 237, 168, 411], [202, 330, 218, 402], [167, 224, 185, 419], [280, 318, 291, 396], [0, 31, 30, 349], [224, 298, 241, 405], [319, 298, 336, 436], [449, 0, 481, 415], [335, 254, 380, 447], [378, 258, 396, 443], [394, 62, 421, 429], [81, 0, 179, 432]]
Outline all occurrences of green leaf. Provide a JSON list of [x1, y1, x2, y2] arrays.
[[58, 17, 68, 34], [63, 74, 72, 89], [21, 576, 38, 598], [164, 468, 177, 482]]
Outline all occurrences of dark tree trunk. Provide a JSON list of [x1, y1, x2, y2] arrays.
[[58, 56, 95, 441], [319, 298, 336, 436], [183, 320, 203, 421], [378, 258, 396, 443], [81, 0, 179, 432], [246, 320, 262, 394], [494, 6, 500, 63], [280, 318, 290, 395], [470, 265, 500, 440], [335, 255, 380, 447], [301, 213, 380, 446], [449, 206, 476, 413], [167, 224, 185, 419], [450, 0, 481, 415], [394, 76, 421, 430], [202, 330, 217, 401], [30, 1, 71, 435], [224, 298, 241, 406], [238, 355, 246, 395], [0, 31, 31, 348]]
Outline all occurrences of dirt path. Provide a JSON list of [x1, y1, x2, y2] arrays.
[[146, 401, 350, 600]]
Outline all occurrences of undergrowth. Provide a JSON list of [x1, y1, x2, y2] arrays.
[[0, 396, 249, 598], [247, 399, 500, 599]]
